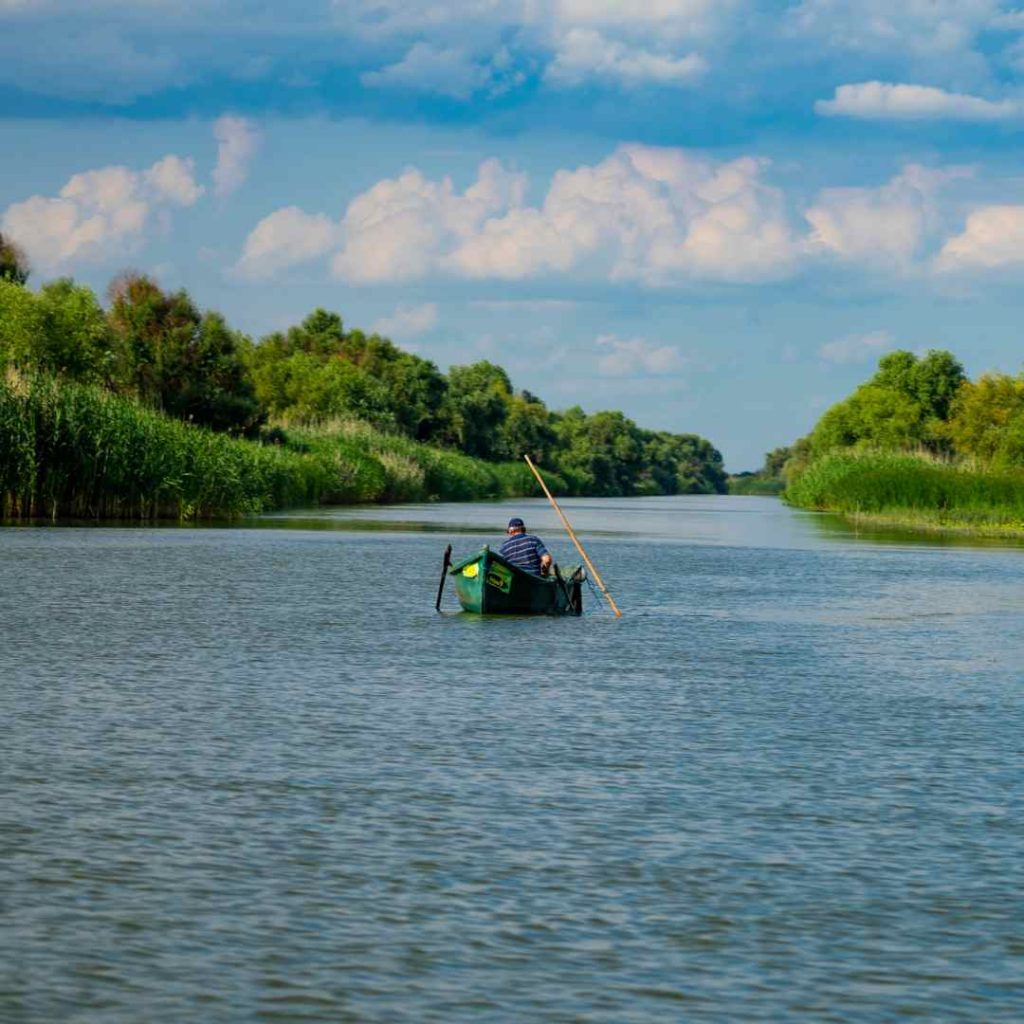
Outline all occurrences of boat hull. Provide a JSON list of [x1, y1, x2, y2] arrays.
[[450, 546, 582, 615]]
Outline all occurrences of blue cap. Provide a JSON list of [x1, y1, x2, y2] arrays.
[[507, 517, 525, 528]]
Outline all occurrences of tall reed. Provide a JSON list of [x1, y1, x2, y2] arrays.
[[785, 450, 1024, 527], [0, 371, 325, 519]]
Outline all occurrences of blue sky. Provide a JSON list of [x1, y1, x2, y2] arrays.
[[4, 1, 1024, 469]]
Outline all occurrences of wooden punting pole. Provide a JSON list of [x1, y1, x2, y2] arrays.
[[524, 454, 622, 618]]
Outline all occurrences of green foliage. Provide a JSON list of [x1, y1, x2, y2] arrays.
[[499, 391, 556, 462], [0, 370, 325, 520], [728, 445, 790, 495], [0, 279, 44, 367], [251, 349, 395, 428], [36, 279, 120, 383], [728, 473, 785, 496], [872, 349, 965, 422], [943, 373, 1024, 467], [337, 328, 449, 441], [107, 273, 261, 434], [784, 450, 1024, 528], [640, 430, 727, 495], [551, 407, 644, 496], [1, 278, 729, 516], [0, 233, 29, 286], [810, 383, 926, 452], [444, 361, 512, 460]]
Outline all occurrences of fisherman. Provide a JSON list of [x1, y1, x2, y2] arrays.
[[500, 517, 552, 576]]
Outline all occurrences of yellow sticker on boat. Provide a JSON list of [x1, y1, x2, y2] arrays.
[[462, 563, 479, 578], [485, 563, 513, 593]]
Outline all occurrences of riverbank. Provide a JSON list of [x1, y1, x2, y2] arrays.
[[0, 372, 557, 520], [784, 450, 1024, 536]]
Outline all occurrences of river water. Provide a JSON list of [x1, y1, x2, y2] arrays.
[[2, 496, 1022, 1023]]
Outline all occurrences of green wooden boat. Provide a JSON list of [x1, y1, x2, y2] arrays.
[[449, 546, 584, 615]]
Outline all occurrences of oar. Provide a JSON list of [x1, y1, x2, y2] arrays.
[[524, 455, 622, 618], [435, 544, 453, 612]]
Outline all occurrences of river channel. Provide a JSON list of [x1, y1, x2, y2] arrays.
[[2, 495, 1022, 1022]]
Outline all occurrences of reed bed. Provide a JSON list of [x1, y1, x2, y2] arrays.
[[287, 421, 567, 504], [0, 374, 576, 521], [785, 450, 1024, 529], [1, 372, 325, 520]]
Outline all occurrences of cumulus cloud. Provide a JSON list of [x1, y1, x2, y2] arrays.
[[234, 206, 337, 280], [816, 81, 1021, 121], [213, 115, 261, 197], [819, 330, 894, 365], [324, 145, 800, 285], [236, 147, 1024, 287], [371, 302, 439, 339], [145, 154, 205, 205], [935, 205, 1024, 270], [1, 155, 202, 271], [596, 334, 686, 376], [331, 158, 527, 282], [546, 28, 707, 87], [805, 164, 971, 269]]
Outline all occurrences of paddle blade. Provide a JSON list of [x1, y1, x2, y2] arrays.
[[435, 544, 453, 611]]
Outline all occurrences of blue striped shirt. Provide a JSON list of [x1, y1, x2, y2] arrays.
[[499, 533, 548, 575]]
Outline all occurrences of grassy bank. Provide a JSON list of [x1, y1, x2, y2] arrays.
[[285, 419, 566, 505], [784, 450, 1024, 533], [0, 372, 558, 520]]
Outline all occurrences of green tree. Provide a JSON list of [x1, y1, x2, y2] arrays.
[[810, 383, 926, 452], [339, 330, 448, 440], [945, 373, 1024, 465], [444, 361, 512, 460], [868, 348, 965, 449], [35, 279, 118, 384], [764, 446, 791, 477], [0, 280, 43, 367], [552, 407, 644, 496], [499, 391, 557, 462], [0, 233, 29, 286], [108, 273, 260, 433]]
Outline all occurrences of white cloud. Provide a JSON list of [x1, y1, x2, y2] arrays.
[[805, 164, 970, 269], [788, 0, 1003, 62], [349, 0, 731, 98], [361, 42, 498, 99], [328, 145, 799, 285], [332, 158, 527, 282], [145, 154, 204, 205], [234, 206, 337, 280], [213, 115, 261, 197], [816, 81, 1021, 121], [819, 330, 894, 365], [552, 0, 726, 35], [546, 28, 707, 87], [1, 155, 202, 271], [596, 334, 686, 376], [371, 302, 439, 339], [236, 145, 800, 286], [935, 205, 1024, 270]]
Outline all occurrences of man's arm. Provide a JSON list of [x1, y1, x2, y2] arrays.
[[537, 539, 552, 574]]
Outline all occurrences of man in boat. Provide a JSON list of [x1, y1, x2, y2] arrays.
[[500, 517, 552, 576]]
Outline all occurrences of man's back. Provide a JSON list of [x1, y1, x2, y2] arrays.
[[499, 532, 548, 576]]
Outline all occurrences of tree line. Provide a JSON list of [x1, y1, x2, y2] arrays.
[[787, 348, 1024, 471], [0, 234, 726, 498], [732, 347, 1024, 492]]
